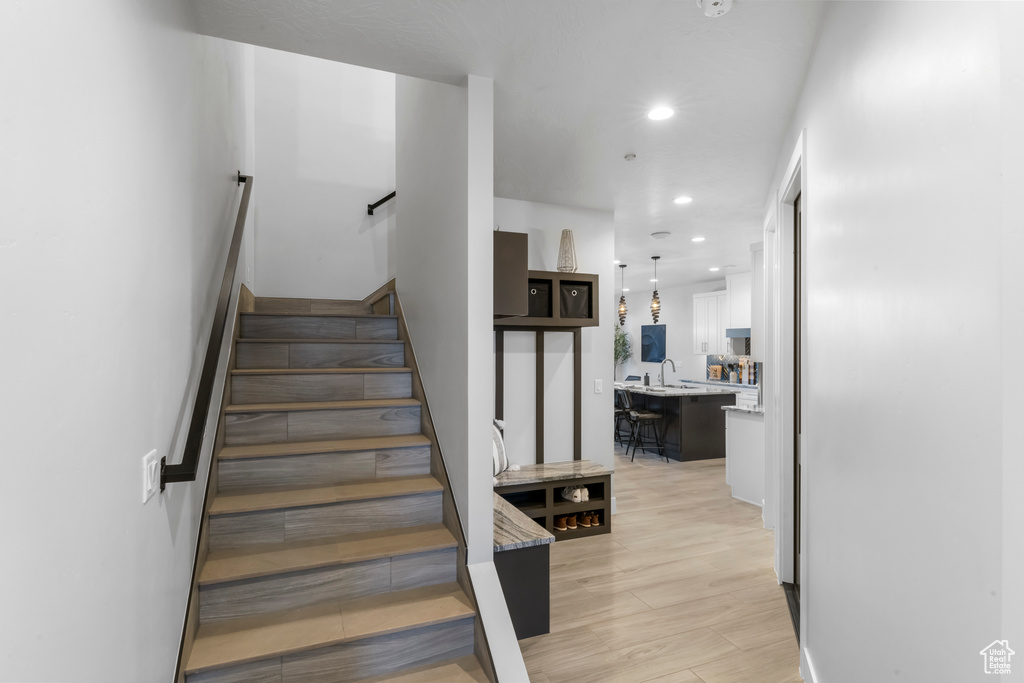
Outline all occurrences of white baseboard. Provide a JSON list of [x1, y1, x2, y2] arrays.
[[801, 645, 818, 683], [467, 562, 530, 682], [731, 492, 763, 507]]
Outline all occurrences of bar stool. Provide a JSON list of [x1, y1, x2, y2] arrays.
[[622, 390, 666, 462], [613, 389, 631, 446]]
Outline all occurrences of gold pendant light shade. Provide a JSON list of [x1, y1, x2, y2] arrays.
[[651, 256, 661, 324], [618, 264, 628, 325]]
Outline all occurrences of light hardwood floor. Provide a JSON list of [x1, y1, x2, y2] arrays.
[[519, 447, 802, 683]]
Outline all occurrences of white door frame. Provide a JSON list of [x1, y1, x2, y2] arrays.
[[767, 131, 814, 679], [766, 131, 805, 592]]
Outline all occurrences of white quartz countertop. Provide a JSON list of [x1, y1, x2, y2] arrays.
[[616, 383, 739, 397], [722, 405, 765, 416]]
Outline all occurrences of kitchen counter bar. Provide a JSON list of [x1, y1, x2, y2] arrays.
[[623, 385, 736, 461]]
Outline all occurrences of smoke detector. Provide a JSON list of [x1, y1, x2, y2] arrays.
[[697, 0, 732, 18]]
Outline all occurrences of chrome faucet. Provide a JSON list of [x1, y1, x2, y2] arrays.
[[659, 358, 676, 387]]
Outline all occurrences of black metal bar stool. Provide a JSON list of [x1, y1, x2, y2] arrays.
[[622, 390, 666, 462], [614, 389, 631, 446]]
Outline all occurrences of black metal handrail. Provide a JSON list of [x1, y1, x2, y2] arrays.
[[367, 190, 395, 215], [161, 172, 253, 490]]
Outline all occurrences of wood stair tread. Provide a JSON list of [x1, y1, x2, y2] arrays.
[[185, 582, 474, 675], [199, 524, 456, 585], [231, 367, 412, 376], [243, 312, 397, 319], [218, 434, 431, 461], [236, 338, 405, 344], [225, 397, 420, 413], [209, 476, 443, 515], [355, 659, 481, 683]]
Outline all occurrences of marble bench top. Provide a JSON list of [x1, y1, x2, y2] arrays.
[[493, 493, 555, 552], [494, 459, 613, 487]]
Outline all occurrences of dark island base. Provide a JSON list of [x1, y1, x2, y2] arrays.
[[630, 391, 736, 461]]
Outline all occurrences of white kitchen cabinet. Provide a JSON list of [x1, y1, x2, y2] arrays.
[[725, 409, 765, 506], [693, 291, 729, 354]]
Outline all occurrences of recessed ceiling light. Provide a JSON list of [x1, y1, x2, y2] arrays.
[[650, 279, 658, 283], [697, 0, 733, 18], [647, 107, 674, 121], [650, 231, 671, 240], [709, 267, 720, 272], [673, 196, 693, 205], [624, 153, 636, 161], [691, 236, 706, 243], [623, 288, 630, 292], [613, 260, 620, 264]]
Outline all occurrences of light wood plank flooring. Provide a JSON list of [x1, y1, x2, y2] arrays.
[[519, 447, 801, 683]]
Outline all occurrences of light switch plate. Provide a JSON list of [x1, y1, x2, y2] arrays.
[[594, 379, 603, 394], [142, 449, 160, 504]]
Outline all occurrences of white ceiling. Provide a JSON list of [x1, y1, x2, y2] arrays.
[[190, 0, 826, 289]]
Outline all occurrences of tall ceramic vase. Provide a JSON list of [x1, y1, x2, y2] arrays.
[[556, 229, 578, 273]]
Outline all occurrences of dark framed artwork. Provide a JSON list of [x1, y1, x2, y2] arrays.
[[641, 324, 666, 363]]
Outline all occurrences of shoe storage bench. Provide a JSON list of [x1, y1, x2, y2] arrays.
[[494, 460, 612, 541]]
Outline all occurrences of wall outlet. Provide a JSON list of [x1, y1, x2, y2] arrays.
[[594, 379, 603, 394], [142, 449, 160, 504]]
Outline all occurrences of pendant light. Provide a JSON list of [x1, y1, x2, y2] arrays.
[[650, 256, 661, 323], [618, 264, 628, 325]]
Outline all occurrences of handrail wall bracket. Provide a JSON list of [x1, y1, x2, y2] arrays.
[[367, 190, 396, 216]]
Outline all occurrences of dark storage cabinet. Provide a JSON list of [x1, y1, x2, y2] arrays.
[[495, 270, 599, 328], [494, 231, 529, 318]]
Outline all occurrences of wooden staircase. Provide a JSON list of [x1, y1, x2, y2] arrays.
[[183, 299, 487, 683]]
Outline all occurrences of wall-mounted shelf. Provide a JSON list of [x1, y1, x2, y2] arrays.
[[494, 270, 599, 328]]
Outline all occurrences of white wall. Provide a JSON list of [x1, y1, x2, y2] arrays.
[[493, 198, 615, 472], [619, 280, 726, 383], [0, 2, 252, 681], [764, 3, 1017, 681], [254, 48, 395, 299], [999, 2, 1024, 664], [395, 75, 493, 566]]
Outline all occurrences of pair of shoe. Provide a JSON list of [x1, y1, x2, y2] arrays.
[[560, 485, 589, 503], [553, 511, 601, 531]]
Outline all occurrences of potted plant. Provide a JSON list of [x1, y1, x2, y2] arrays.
[[614, 325, 632, 381]]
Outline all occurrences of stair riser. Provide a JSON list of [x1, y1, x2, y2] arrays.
[[241, 315, 398, 341], [199, 549, 457, 623], [231, 373, 412, 404], [218, 447, 431, 491], [209, 492, 443, 550], [255, 298, 371, 315], [224, 406, 421, 446], [186, 617, 474, 683], [236, 342, 405, 369]]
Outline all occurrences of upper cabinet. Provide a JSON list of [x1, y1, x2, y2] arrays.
[[494, 270, 600, 328], [494, 231, 529, 318], [726, 272, 752, 329], [693, 291, 729, 354]]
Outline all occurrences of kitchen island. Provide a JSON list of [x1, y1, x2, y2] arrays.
[[620, 384, 737, 461]]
